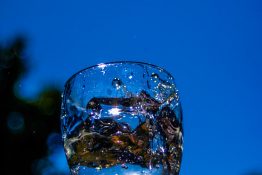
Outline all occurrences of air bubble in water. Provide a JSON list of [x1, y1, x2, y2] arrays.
[[112, 78, 123, 90]]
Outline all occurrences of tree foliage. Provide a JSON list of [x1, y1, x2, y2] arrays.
[[0, 37, 62, 174]]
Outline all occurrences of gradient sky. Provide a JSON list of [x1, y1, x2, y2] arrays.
[[1, 0, 262, 175]]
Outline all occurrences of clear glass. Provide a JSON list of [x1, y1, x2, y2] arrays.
[[61, 61, 183, 175]]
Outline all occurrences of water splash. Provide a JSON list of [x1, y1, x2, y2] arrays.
[[61, 62, 183, 175]]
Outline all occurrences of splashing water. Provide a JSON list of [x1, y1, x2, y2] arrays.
[[61, 62, 183, 175]]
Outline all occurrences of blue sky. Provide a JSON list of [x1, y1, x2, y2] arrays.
[[1, 0, 262, 175]]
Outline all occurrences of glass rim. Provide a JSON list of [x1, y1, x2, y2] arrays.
[[65, 61, 174, 86]]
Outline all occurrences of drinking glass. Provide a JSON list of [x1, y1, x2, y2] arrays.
[[61, 61, 183, 175]]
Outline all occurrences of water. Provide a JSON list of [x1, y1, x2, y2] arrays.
[[63, 91, 182, 175], [61, 62, 183, 175]]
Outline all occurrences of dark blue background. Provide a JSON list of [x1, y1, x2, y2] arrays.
[[1, 0, 262, 174]]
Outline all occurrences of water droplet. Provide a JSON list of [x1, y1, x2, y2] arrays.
[[112, 78, 123, 90]]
